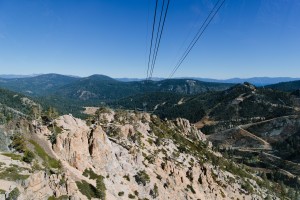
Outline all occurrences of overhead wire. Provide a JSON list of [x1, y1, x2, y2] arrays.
[[149, 0, 170, 79], [149, 0, 165, 79], [146, 0, 159, 79], [168, 0, 226, 79]]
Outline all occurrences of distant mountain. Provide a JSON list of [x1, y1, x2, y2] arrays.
[[0, 73, 80, 96], [50, 75, 234, 102], [182, 77, 300, 86], [115, 77, 300, 86], [265, 80, 300, 92], [0, 74, 40, 79], [115, 77, 164, 82]]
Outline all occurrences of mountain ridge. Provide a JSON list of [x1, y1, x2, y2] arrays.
[[2, 73, 299, 86]]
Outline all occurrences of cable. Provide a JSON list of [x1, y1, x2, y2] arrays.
[[169, 0, 224, 78], [169, 0, 223, 78], [149, 0, 170, 79], [146, 0, 159, 79], [170, 1, 214, 69], [168, 0, 225, 78], [149, 0, 166, 79]]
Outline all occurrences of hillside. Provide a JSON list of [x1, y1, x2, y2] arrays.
[[0, 82, 299, 199], [266, 80, 300, 92], [0, 74, 233, 101], [0, 74, 79, 96], [51, 75, 233, 102], [0, 108, 294, 199], [112, 83, 299, 126], [0, 87, 39, 121]]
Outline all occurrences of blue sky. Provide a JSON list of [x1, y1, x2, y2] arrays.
[[0, 0, 299, 78]]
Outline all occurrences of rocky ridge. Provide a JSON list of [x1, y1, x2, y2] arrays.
[[0, 108, 281, 199]]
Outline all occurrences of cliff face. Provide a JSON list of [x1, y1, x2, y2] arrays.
[[0, 109, 279, 200]]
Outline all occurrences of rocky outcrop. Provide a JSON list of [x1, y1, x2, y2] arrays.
[[0, 109, 281, 199], [173, 118, 206, 141], [53, 115, 120, 174]]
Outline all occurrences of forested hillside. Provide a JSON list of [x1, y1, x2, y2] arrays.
[[266, 80, 300, 92]]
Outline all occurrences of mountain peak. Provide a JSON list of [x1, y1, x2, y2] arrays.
[[85, 74, 117, 82]]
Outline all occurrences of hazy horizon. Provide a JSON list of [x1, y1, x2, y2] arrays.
[[1, 73, 300, 80]]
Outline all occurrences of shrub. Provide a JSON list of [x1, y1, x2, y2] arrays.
[[9, 134, 26, 152], [134, 170, 150, 186], [48, 195, 69, 200], [96, 175, 106, 200], [128, 194, 135, 199], [7, 187, 20, 200], [241, 181, 254, 194], [76, 180, 101, 200], [83, 168, 98, 180], [118, 191, 124, 196], [123, 174, 130, 181], [79, 170, 106, 200], [149, 183, 159, 198], [23, 150, 35, 163], [156, 174, 162, 181]]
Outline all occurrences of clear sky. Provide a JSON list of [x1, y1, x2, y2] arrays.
[[0, 0, 299, 78]]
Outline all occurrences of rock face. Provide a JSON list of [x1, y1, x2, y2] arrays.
[[0, 109, 281, 199], [53, 115, 121, 175], [173, 118, 206, 141]]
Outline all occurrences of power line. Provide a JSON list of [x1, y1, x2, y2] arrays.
[[170, 1, 215, 68], [149, 0, 165, 79], [168, 0, 226, 78], [149, 0, 170, 79], [146, 0, 159, 79]]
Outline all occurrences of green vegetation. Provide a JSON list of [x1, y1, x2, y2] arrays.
[[7, 187, 20, 200], [156, 174, 162, 181], [1, 152, 22, 160], [7, 134, 35, 164], [274, 130, 300, 162], [83, 168, 99, 180], [0, 166, 29, 181], [0, 88, 34, 118], [118, 191, 124, 196], [241, 181, 254, 194], [128, 193, 135, 199], [150, 183, 159, 198], [9, 134, 26, 153], [266, 80, 300, 92], [22, 150, 35, 163], [123, 174, 130, 181], [29, 140, 61, 169], [48, 195, 69, 200], [220, 148, 300, 197], [76, 179, 105, 200], [134, 170, 150, 186], [81, 168, 106, 199], [96, 175, 106, 200]]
